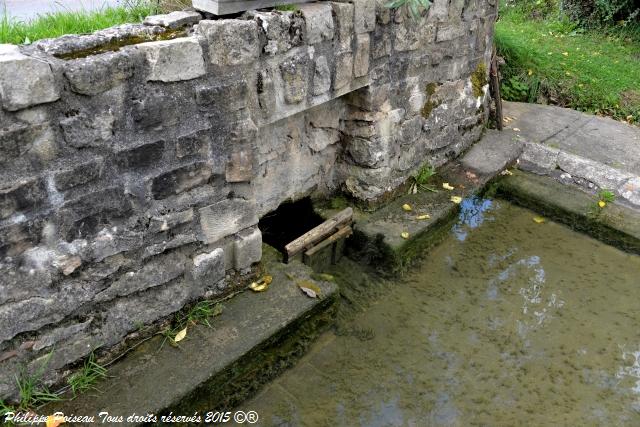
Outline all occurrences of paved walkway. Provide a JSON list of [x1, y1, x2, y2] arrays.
[[502, 101, 640, 210], [1, 0, 122, 21]]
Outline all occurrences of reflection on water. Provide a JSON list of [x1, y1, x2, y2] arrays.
[[240, 201, 640, 426]]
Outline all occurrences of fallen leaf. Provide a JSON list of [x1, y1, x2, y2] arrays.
[[416, 214, 430, 220], [442, 183, 455, 191], [513, 127, 521, 132], [500, 169, 514, 176], [174, 327, 187, 343], [297, 280, 322, 296], [533, 216, 546, 224], [598, 201, 606, 208], [46, 414, 65, 427], [562, 51, 569, 56], [300, 287, 318, 299], [528, 69, 533, 76], [451, 196, 462, 204], [250, 275, 272, 292], [401, 232, 410, 239], [402, 203, 412, 212]]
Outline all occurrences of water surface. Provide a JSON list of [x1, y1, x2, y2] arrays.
[[241, 201, 640, 426]]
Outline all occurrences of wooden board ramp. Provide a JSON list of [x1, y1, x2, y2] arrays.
[[284, 208, 353, 264]]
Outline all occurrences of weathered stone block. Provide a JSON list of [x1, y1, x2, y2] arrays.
[[0, 45, 59, 111], [176, 128, 211, 158], [229, 118, 258, 144], [333, 52, 353, 90], [197, 20, 260, 66], [116, 140, 165, 170], [234, 227, 262, 270], [195, 80, 248, 110], [151, 162, 212, 200], [436, 23, 466, 42], [331, 2, 355, 52], [298, 3, 335, 44], [90, 228, 143, 262], [149, 209, 195, 233], [252, 11, 303, 56], [63, 50, 134, 96], [226, 149, 254, 183], [313, 56, 331, 95], [137, 37, 206, 82], [95, 252, 186, 302], [280, 54, 309, 104], [0, 177, 47, 220], [353, 33, 370, 77], [143, 11, 202, 28], [61, 187, 131, 223], [347, 136, 387, 168], [54, 158, 103, 191], [258, 69, 276, 113], [59, 111, 115, 148], [351, 0, 376, 33], [198, 198, 258, 244], [0, 123, 48, 162], [190, 248, 224, 286]]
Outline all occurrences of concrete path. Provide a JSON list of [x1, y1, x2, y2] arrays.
[[1, 0, 122, 21], [503, 101, 640, 210]]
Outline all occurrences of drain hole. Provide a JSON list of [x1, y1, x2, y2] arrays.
[[259, 197, 324, 255]]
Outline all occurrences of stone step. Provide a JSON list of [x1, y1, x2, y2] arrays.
[[40, 247, 338, 426]]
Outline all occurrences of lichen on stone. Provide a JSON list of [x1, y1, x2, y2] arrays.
[[421, 82, 440, 118], [471, 62, 488, 98]]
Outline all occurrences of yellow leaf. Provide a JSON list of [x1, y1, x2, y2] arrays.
[[416, 214, 430, 220], [528, 69, 533, 76], [500, 169, 513, 176], [401, 232, 410, 239], [533, 216, 545, 224], [451, 196, 462, 204], [250, 275, 273, 292], [402, 203, 412, 212], [562, 52, 569, 56], [513, 127, 521, 132], [442, 183, 455, 191], [598, 201, 606, 208], [46, 414, 65, 427], [174, 327, 187, 343]]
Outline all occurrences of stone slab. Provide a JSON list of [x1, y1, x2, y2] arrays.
[[504, 101, 640, 176], [42, 252, 338, 425], [193, 0, 309, 15]]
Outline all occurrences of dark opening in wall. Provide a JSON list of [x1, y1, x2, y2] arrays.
[[259, 197, 324, 254]]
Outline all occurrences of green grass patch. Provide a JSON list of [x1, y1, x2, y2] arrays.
[[0, 3, 156, 45], [67, 353, 108, 396], [496, 5, 640, 123]]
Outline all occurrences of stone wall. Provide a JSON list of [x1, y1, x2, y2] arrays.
[[0, 0, 496, 399]]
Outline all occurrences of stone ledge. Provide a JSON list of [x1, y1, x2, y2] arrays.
[[497, 170, 640, 256], [42, 249, 338, 426]]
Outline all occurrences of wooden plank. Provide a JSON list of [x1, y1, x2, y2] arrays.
[[193, 0, 309, 15], [284, 207, 353, 262], [304, 225, 353, 258]]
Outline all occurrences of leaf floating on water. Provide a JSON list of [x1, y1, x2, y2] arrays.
[[174, 327, 187, 343], [416, 214, 430, 220], [450, 196, 462, 204], [442, 183, 455, 191], [402, 203, 412, 212], [533, 216, 546, 224], [401, 232, 410, 239], [300, 287, 318, 299], [312, 273, 335, 282]]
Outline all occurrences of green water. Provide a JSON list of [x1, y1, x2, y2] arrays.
[[241, 200, 640, 426]]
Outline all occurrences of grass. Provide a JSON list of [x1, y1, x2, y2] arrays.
[[408, 164, 438, 194], [67, 353, 108, 396], [496, 4, 640, 123], [0, 2, 156, 44], [160, 300, 224, 348]]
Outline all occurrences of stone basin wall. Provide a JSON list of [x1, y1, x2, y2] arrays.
[[0, 0, 496, 399]]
